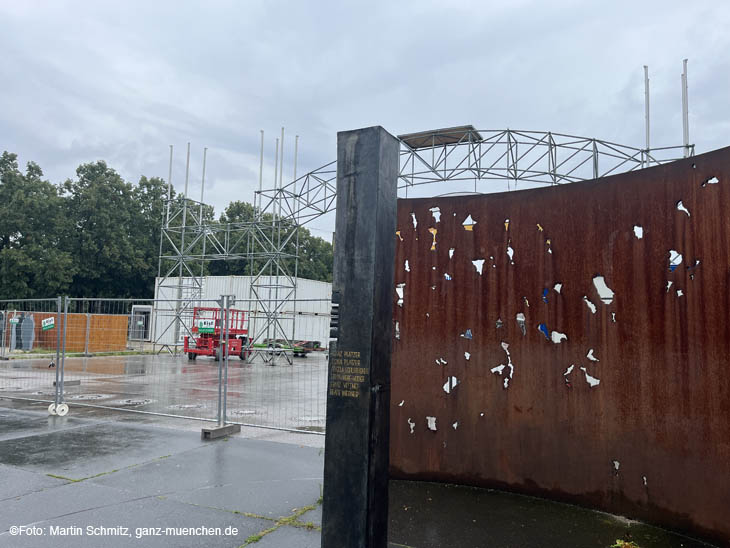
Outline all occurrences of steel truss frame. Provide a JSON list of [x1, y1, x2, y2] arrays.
[[158, 127, 692, 359], [257, 128, 693, 222], [156, 197, 299, 362]]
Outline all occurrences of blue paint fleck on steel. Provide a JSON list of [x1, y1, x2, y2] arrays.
[[542, 288, 549, 303], [538, 323, 549, 339]]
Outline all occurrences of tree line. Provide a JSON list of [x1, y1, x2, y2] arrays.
[[0, 151, 333, 299]]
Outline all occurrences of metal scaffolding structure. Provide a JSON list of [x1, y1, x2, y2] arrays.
[[257, 127, 693, 223], [157, 126, 693, 360], [156, 196, 299, 362]]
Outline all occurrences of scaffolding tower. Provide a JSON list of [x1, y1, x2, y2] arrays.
[[156, 127, 692, 360]]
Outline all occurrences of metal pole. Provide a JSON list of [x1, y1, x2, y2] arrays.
[[644, 65, 650, 165], [59, 296, 68, 403], [274, 129, 285, 362], [216, 297, 224, 426], [84, 309, 90, 356], [223, 296, 230, 424], [174, 143, 191, 352], [199, 147, 207, 221], [199, 147, 208, 282], [0, 308, 7, 358], [165, 145, 173, 227], [278, 127, 285, 222], [294, 135, 299, 180], [279, 127, 285, 191], [246, 229, 257, 363], [54, 297, 61, 406], [682, 59, 690, 158], [273, 138, 279, 197], [183, 142, 191, 200], [258, 130, 264, 220], [267, 139, 278, 347], [292, 224, 300, 346]]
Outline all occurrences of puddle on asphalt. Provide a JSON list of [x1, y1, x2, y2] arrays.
[[107, 399, 154, 407]]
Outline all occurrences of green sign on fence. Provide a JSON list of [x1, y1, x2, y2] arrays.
[[42, 317, 55, 331], [9, 318, 19, 325], [198, 319, 215, 334]]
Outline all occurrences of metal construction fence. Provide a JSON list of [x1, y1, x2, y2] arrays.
[[0, 298, 65, 412], [0, 296, 329, 433]]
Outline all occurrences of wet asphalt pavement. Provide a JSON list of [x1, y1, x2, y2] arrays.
[[0, 393, 721, 547], [0, 352, 328, 432]]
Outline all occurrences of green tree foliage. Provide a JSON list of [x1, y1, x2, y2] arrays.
[[0, 153, 333, 299], [0, 153, 74, 299], [61, 161, 151, 297], [210, 201, 333, 282], [295, 230, 333, 282]]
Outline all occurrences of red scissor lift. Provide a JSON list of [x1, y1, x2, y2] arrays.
[[184, 307, 251, 361]]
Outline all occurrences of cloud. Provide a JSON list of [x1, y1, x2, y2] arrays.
[[1, 0, 729, 239]]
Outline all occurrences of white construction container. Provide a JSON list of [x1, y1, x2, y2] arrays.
[[152, 276, 332, 349]]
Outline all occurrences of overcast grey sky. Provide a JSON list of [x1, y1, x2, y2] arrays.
[[1, 0, 729, 239]]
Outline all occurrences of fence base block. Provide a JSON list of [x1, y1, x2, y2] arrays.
[[201, 424, 240, 440], [54, 380, 81, 387]]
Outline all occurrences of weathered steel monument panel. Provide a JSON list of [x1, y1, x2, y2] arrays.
[[390, 147, 730, 544], [322, 126, 398, 548]]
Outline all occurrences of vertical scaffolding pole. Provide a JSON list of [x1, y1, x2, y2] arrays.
[[275, 128, 284, 357], [644, 65, 650, 166], [174, 143, 191, 350], [273, 138, 279, 197], [682, 59, 690, 158], [258, 130, 264, 219], [294, 135, 299, 181], [267, 138, 279, 345], [199, 147, 207, 222], [279, 127, 285, 196], [159, 145, 173, 281], [199, 147, 208, 282], [165, 145, 173, 227]]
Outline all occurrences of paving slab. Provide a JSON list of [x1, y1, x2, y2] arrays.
[[0, 464, 67, 501], [0, 481, 139, 532], [0, 422, 205, 478], [0, 405, 719, 548], [0, 409, 87, 441], [0, 496, 270, 548], [91, 437, 324, 518]]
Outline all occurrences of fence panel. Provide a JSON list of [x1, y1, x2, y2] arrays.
[[58, 298, 223, 422], [0, 298, 62, 406], [218, 297, 329, 433], [0, 296, 330, 433]]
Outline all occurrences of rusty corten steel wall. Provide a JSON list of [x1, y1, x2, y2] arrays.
[[390, 147, 730, 544]]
